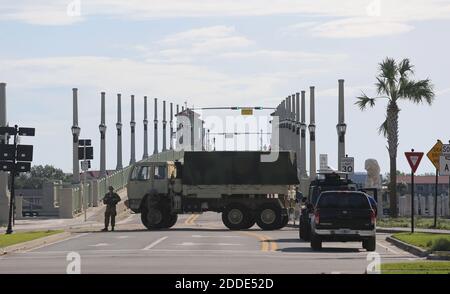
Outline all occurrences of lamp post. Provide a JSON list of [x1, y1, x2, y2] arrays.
[[129, 95, 136, 165], [143, 96, 149, 159], [99, 92, 107, 178], [116, 94, 123, 170], [309, 86, 316, 179], [336, 123, 347, 171], [72, 88, 80, 183]]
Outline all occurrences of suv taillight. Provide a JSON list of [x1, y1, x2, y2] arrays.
[[314, 210, 320, 225], [370, 210, 376, 226]]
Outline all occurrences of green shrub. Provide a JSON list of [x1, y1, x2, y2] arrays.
[[430, 238, 450, 252]]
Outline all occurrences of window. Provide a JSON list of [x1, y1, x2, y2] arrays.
[[131, 166, 151, 181], [154, 166, 166, 180], [317, 192, 370, 209]]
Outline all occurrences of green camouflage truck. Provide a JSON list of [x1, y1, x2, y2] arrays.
[[126, 151, 299, 230]]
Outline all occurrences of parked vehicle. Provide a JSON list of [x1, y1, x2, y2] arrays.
[[309, 191, 377, 251], [126, 151, 299, 231]]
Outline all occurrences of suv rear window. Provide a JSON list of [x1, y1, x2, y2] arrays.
[[317, 192, 370, 209]]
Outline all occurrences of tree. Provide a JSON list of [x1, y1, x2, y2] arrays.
[[15, 165, 72, 189], [355, 58, 435, 217]]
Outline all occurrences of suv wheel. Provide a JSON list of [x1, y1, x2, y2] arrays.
[[363, 236, 376, 252], [311, 234, 322, 250]]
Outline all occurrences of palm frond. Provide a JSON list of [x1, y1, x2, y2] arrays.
[[398, 58, 414, 79], [355, 92, 376, 110], [376, 77, 390, 96], [399, 78, 435, 105], [378, 118, 388, 138], [379, 57, 398, 81]]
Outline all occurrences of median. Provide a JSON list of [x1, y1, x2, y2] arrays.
[[0, 230, 66, 254]]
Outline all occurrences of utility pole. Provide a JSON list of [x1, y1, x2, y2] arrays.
[[162, 100, 167, 151]]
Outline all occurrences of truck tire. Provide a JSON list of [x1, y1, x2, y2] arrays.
[[141, 206, 166, 230], [241, 217, 256, 230], [310, 233, 322, 250], [222, 203, 252, 230], [163, 214, 178, 229], [256, 203, 282, 231], [363, 236, 376, 252], [274, 214, 289, 230]]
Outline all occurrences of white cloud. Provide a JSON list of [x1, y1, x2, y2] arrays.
[[2, 0, 450, 26], [310, 17, 414, 38]]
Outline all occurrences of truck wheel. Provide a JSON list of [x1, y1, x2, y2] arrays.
[[274, 214, 289, 230], [363, 236, 376, 252], [141, 206, 165, 230], [256, 203, 282, 231], [311, 233, 322, 251], [163, 214, 178, 229], [222, 204, 251, 230], [241, 217, 256, 230]]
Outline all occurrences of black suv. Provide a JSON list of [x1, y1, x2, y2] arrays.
[[310, 191, 376, 251]]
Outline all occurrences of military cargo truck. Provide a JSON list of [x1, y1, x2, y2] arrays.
[[126, 151, 299, 230]]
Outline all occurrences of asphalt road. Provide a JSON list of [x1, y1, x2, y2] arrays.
[[0, 212, 419, 274]]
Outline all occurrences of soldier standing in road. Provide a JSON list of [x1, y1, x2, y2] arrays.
[[102, 186, 121, 232]]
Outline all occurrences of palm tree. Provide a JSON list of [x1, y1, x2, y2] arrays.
[[356, 58, 435, 217]]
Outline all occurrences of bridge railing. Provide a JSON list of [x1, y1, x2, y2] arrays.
[[56, 150, 183, 218]]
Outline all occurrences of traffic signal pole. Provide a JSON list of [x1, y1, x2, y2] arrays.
[[5, 125, 18, 234]]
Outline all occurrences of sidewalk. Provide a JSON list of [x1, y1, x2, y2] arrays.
[[0, 188, 128, 233]]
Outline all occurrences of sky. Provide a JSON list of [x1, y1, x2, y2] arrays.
[[1, 0, 450, 175]]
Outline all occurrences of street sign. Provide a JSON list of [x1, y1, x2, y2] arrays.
[[79, 139, 91, 146], [439, 156, 450, 176], [0, 144, 15, 161], [16, 162, 31, 173], [405, 151, 424, 173], [78, 146, 93, 160], [442, 144, 450, 155], [341, 157, 355, 174], [0, 126, 16, 136], [81, 160, 91, 171], [241, 108, 253, 115], [18, 127, 35, 137], [16, 145, 33, 162], [320, 154, 328, 170], [426, 140, 443, 170], [0, 161, 14, 172]]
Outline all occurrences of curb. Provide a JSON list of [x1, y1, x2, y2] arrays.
[[385, 235, 429, 257], [0, 231, 71, 255]]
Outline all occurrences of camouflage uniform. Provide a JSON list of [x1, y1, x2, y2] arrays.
[[103, 191, 121, 230]]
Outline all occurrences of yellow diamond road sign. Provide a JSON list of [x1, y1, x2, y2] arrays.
[[426, 140, 443, 170]]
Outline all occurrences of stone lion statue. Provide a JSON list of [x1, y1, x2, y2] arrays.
[[365, 159, 382, 189]]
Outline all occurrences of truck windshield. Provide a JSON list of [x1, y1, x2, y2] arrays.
[[317, 192, 370, 209], [131, 166, 151, 181]]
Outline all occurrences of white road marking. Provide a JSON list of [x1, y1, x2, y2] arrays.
[[89, 243, 109, 247], [116, 236, 130, 239], [191, 235, 242, 238], [22, 233, 90, 253], [177, 242, 241, 246], [142, 236, 168, 250], [376, 241, 401, 255]]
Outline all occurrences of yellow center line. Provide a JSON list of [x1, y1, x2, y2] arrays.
[[239, 231, 277, 252], [184, 214, 195, 225], [184, 214, 200, 225]]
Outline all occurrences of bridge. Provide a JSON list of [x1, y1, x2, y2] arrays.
[[0, 80, 350, 224]]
